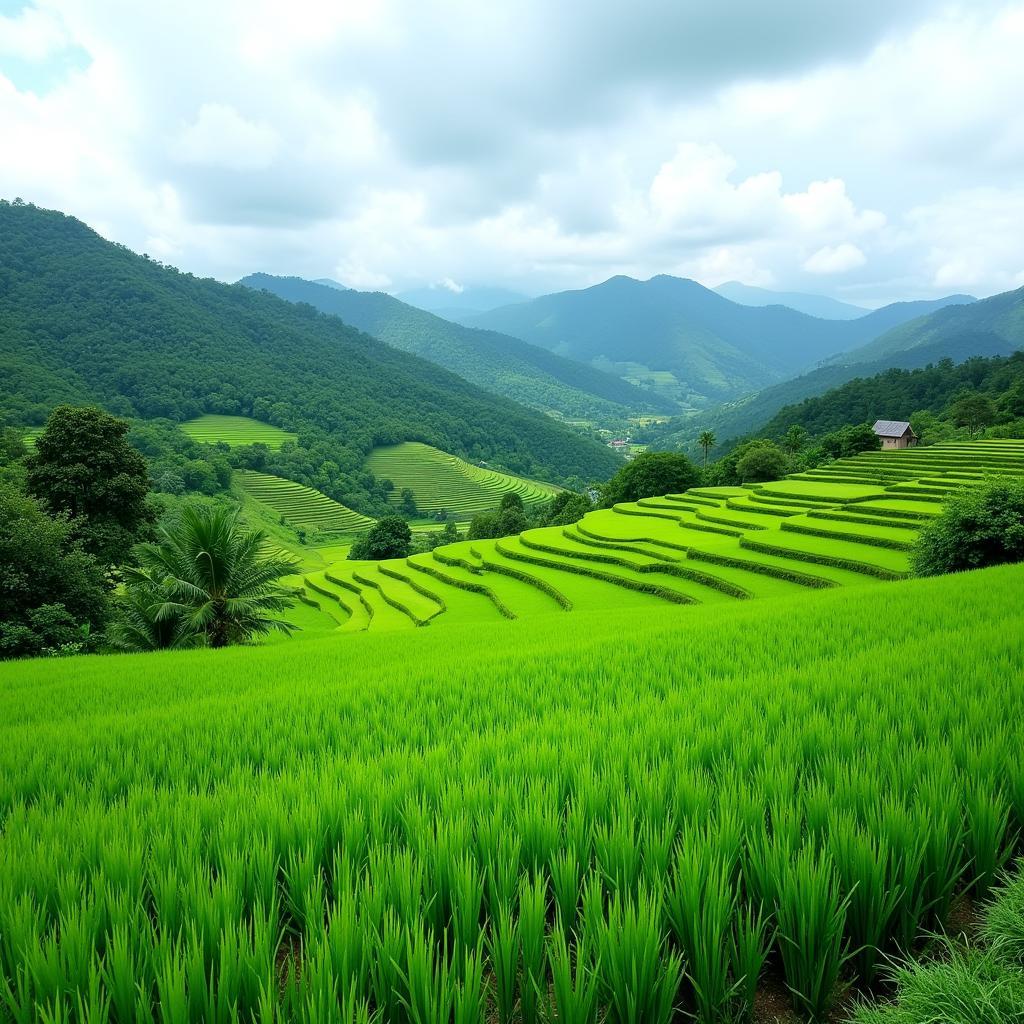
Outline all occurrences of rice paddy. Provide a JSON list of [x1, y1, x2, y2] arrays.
[[302, 440, 1024, 635], [236, 470, 375, 534], [180, 415, 297, 450], [364, 442, 560, 517], [1, 561, 1022, 1023]]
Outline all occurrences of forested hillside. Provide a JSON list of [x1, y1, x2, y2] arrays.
[[760, 351, 1024, 437], [668, 285, 1024, 444], [0, 201, 622, 496], [463, 274, 972, 406], [238, 274, 670, 418]]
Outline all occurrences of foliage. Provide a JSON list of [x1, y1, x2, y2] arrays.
[[735, 440, 790, 483], [760, 352, 1024, 440], [1, 560, 1023, 1019], [412, 521, 460, 554], [0, 481, 108, 658], [128, 419, 233, 496], [912, 479, 1024, 576], [698, 429, 716, 469], [0, 202, 621, 500], [349, 516, 413, 561], [26, 405, 156, 565], [537, 490, 595, 527], [601, 450, 699, 506], [124, 504, 298, 648], [949, 391, 997, 437], [106, 569, 203, 652]]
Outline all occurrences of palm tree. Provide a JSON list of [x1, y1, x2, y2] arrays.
[[108, 569, 202, 652], [698, 430, 716, 470], [130, 504, 299, 649]]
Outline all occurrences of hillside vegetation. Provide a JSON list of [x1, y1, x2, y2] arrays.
[[365, 441, 560, 518], [1, 555, 1021, 1022], [236, 471, 375, 534], [683, 286, 1024, 443], [0, 201, 621, 497], [239, 274, 669, 419], [463, 274, 972, 406], [760, 351, 1024, 438]]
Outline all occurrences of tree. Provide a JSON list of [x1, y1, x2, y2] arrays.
[[107, 570, 202, 652], [949, 392, 997, 438], [348, 516, 412, 561], [126, 504, 298, 648], [698, 430, 716, 470], [601, 451, 700, 506], [539, 490, 594, 527], [467, 510, 500, 540], [0, 481, 108, 658], [913, 479, 1024, 576], [400, 487, 417, 517], [782, 425, 808, 455], [819, 423, 880, 461], [0, 427, 27, 463], [735, 441, 788, 483], [26, 405, 155, 565], [500, 492, 525, 513]]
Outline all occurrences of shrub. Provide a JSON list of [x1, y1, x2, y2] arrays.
[[601, 451, 699, 506], [912, 479, 1024, 576], [349, 516, 412, 560]]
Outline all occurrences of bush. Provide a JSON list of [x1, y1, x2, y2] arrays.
[[349, 516, 412, 560], [912, 479, 1024, 576], [735, 441, 789, 484], [601, 451, 700, 506]]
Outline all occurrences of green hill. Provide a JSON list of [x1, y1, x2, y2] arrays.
[[238, 273, 670, 419], [0, 201, 622, 502], [758, 351, 1024, 438], [462, 274, 972, 407], [365, 441, 560, 517]]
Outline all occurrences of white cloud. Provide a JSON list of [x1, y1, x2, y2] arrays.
[[437, 278, 463, 293], [0, 1, 1020, 304], [173, 103, 280, 171], [803, 243, 867, 275]]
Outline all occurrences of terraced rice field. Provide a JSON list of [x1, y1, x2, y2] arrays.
[[317, 440, 1024, 634], [364, 441, 560, 517], [18, 427, 43, 449], [237, 470, 374, 534], [180, 414, 297, 449]]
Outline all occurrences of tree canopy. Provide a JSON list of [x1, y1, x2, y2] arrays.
[[26, 405, 156, 565], [601, 451, 700, 506], [349, 517, 413, 561]]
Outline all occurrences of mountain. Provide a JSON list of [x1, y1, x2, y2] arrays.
[[714, 281, 868, 320], [239, 273, 671, 419], [660, 285, 1023, 445], [0, 201, 622, 493], [463, 275, 973, 407], [313, 278, 348, 291], [396, 284, 529, 316]]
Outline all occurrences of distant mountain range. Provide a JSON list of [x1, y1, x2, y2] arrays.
[[396, 284, 530, 318], [656, 283, 1024, 445], [713, 281, 868, 320], [460, 275, 973, 408], [239, 274, 671, 420]]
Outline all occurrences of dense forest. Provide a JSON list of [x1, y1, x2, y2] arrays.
[[760, 352, 1024, 438], [239, 274, 670, 420], [0, 201, 622, 512]]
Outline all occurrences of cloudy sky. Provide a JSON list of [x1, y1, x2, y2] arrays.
[[2, 1, 1023, 306]]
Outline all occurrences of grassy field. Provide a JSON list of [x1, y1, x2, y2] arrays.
[[1, 563, 1022, 1022], [236, 470, 374, 534], [180, 414, 297, 450], [297, 440, 1024, 636], [364, 441, 560, 517]]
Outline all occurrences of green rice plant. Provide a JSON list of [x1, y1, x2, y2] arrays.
[[830, 815, 904, 987], [550, 845, 584, 932], [545, 924, 601, 1024], [487, 900, 519, 1024], [775, 846, 851, 1021], [591, 886, 680, 1024], [965, 786, 1015, 896], [397, 926, 456, 1024], [664, 845, 735, 1023], [518, 874, 549, 1024], [729, 900, 771, 1021], [981, 864, 1024, 969]]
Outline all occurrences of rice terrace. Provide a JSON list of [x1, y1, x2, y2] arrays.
[[4, 5, 1024, 1020]]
